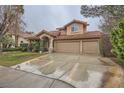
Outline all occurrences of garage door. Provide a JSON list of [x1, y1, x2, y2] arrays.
[[83, 41, 99, 55], [54, 41, 80, 53]]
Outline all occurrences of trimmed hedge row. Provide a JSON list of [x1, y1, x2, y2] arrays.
[[2, 48, 21, 52], [2, 42, 41, 52]]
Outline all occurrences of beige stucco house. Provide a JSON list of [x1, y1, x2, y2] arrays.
[[28, 19, 105, 56], [8, 31, 33, 47]]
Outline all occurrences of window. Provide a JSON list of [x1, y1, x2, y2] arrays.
[[21, 41, 23, 43], [71, 23, 78, 32]]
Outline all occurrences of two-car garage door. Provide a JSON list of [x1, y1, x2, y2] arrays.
[[54, 41, 80, 54], [54, 40, 100, 55]]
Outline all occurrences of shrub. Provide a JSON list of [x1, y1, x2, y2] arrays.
[[2, 47, 21, 52], [19, 41, 41, 52], [32, 42, 40, 52], [110, 20, 124, 59], [20, 43, 28, 52]]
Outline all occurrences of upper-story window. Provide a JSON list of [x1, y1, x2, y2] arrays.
[[71, 23, 78, 32]]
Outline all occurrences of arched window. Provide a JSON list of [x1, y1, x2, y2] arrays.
[[71, 23, 78, 32]]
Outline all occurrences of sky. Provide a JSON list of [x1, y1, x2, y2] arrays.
[[23, 5, 101, 33]]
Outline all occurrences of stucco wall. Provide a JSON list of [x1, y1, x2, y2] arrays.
[[66, 23, 85, 35], [59, 30, 66, 35], [18, 36, 29, 46], [12, 35, 29, 46], [12, 35, 15, 42]]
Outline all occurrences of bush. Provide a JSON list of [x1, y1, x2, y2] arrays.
[[31, 42, 40, 52], [110, 20, 124, 59], [20, 43, 28, 52], [20, 42, 41, 52], [2, 47, 21, 52]]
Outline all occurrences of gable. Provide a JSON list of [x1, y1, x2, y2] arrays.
[[39, 33, 54, 39], [36, 30, 55, 37], [57, 19, 88, 30]]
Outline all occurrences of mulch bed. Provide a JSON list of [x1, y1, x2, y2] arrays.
[[110, 57, 124, 88], [100, 71, 113, 88]]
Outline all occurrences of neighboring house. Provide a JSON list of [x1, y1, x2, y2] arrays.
[[8, 31, 33, 47], [28, 19, 108, 56]]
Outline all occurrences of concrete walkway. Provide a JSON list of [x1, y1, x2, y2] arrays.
[[0, 66, 74, 88]]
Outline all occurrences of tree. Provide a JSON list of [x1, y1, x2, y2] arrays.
[[11, 5, 24, 47], [0, 5, 24, 53], [2, 34, 15, 48], [80, 5, 124, 32], [80, 5, 124, 59], [110, 21, 124, 59]]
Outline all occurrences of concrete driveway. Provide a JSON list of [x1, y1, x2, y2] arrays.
[[11, 53, 115, 88], [0, 66, 73, 88]]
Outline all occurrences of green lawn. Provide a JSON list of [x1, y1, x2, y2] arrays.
[[0, 52, 42, 67]]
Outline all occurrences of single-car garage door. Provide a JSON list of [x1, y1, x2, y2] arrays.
[[54, 41, 80, 53], [83, 41, 99, 55]]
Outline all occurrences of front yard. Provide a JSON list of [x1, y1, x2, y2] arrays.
[[0, 52, 42, 67]]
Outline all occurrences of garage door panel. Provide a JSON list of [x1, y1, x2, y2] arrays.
[[55, 41, 80, 53], [83, 41, 99, 55]]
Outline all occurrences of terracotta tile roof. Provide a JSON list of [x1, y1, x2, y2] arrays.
[[54, 31, 103, 40], [49, 31, 60, 36], [26, 36, 40, 40], [36, 30, 57, 37], [18, 31, 34, 38], [8, 31, 34, 38], [28, 30, 60, 40], [65, 19, 88, 26], [57, 19, 89, 30], [27, 31, 103, 40]]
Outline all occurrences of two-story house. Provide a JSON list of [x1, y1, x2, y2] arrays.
[[28, 19, 104, 56]]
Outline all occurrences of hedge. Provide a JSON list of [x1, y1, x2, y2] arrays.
[[2, 48, 21, 52], [20, 43, 29, 52]]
